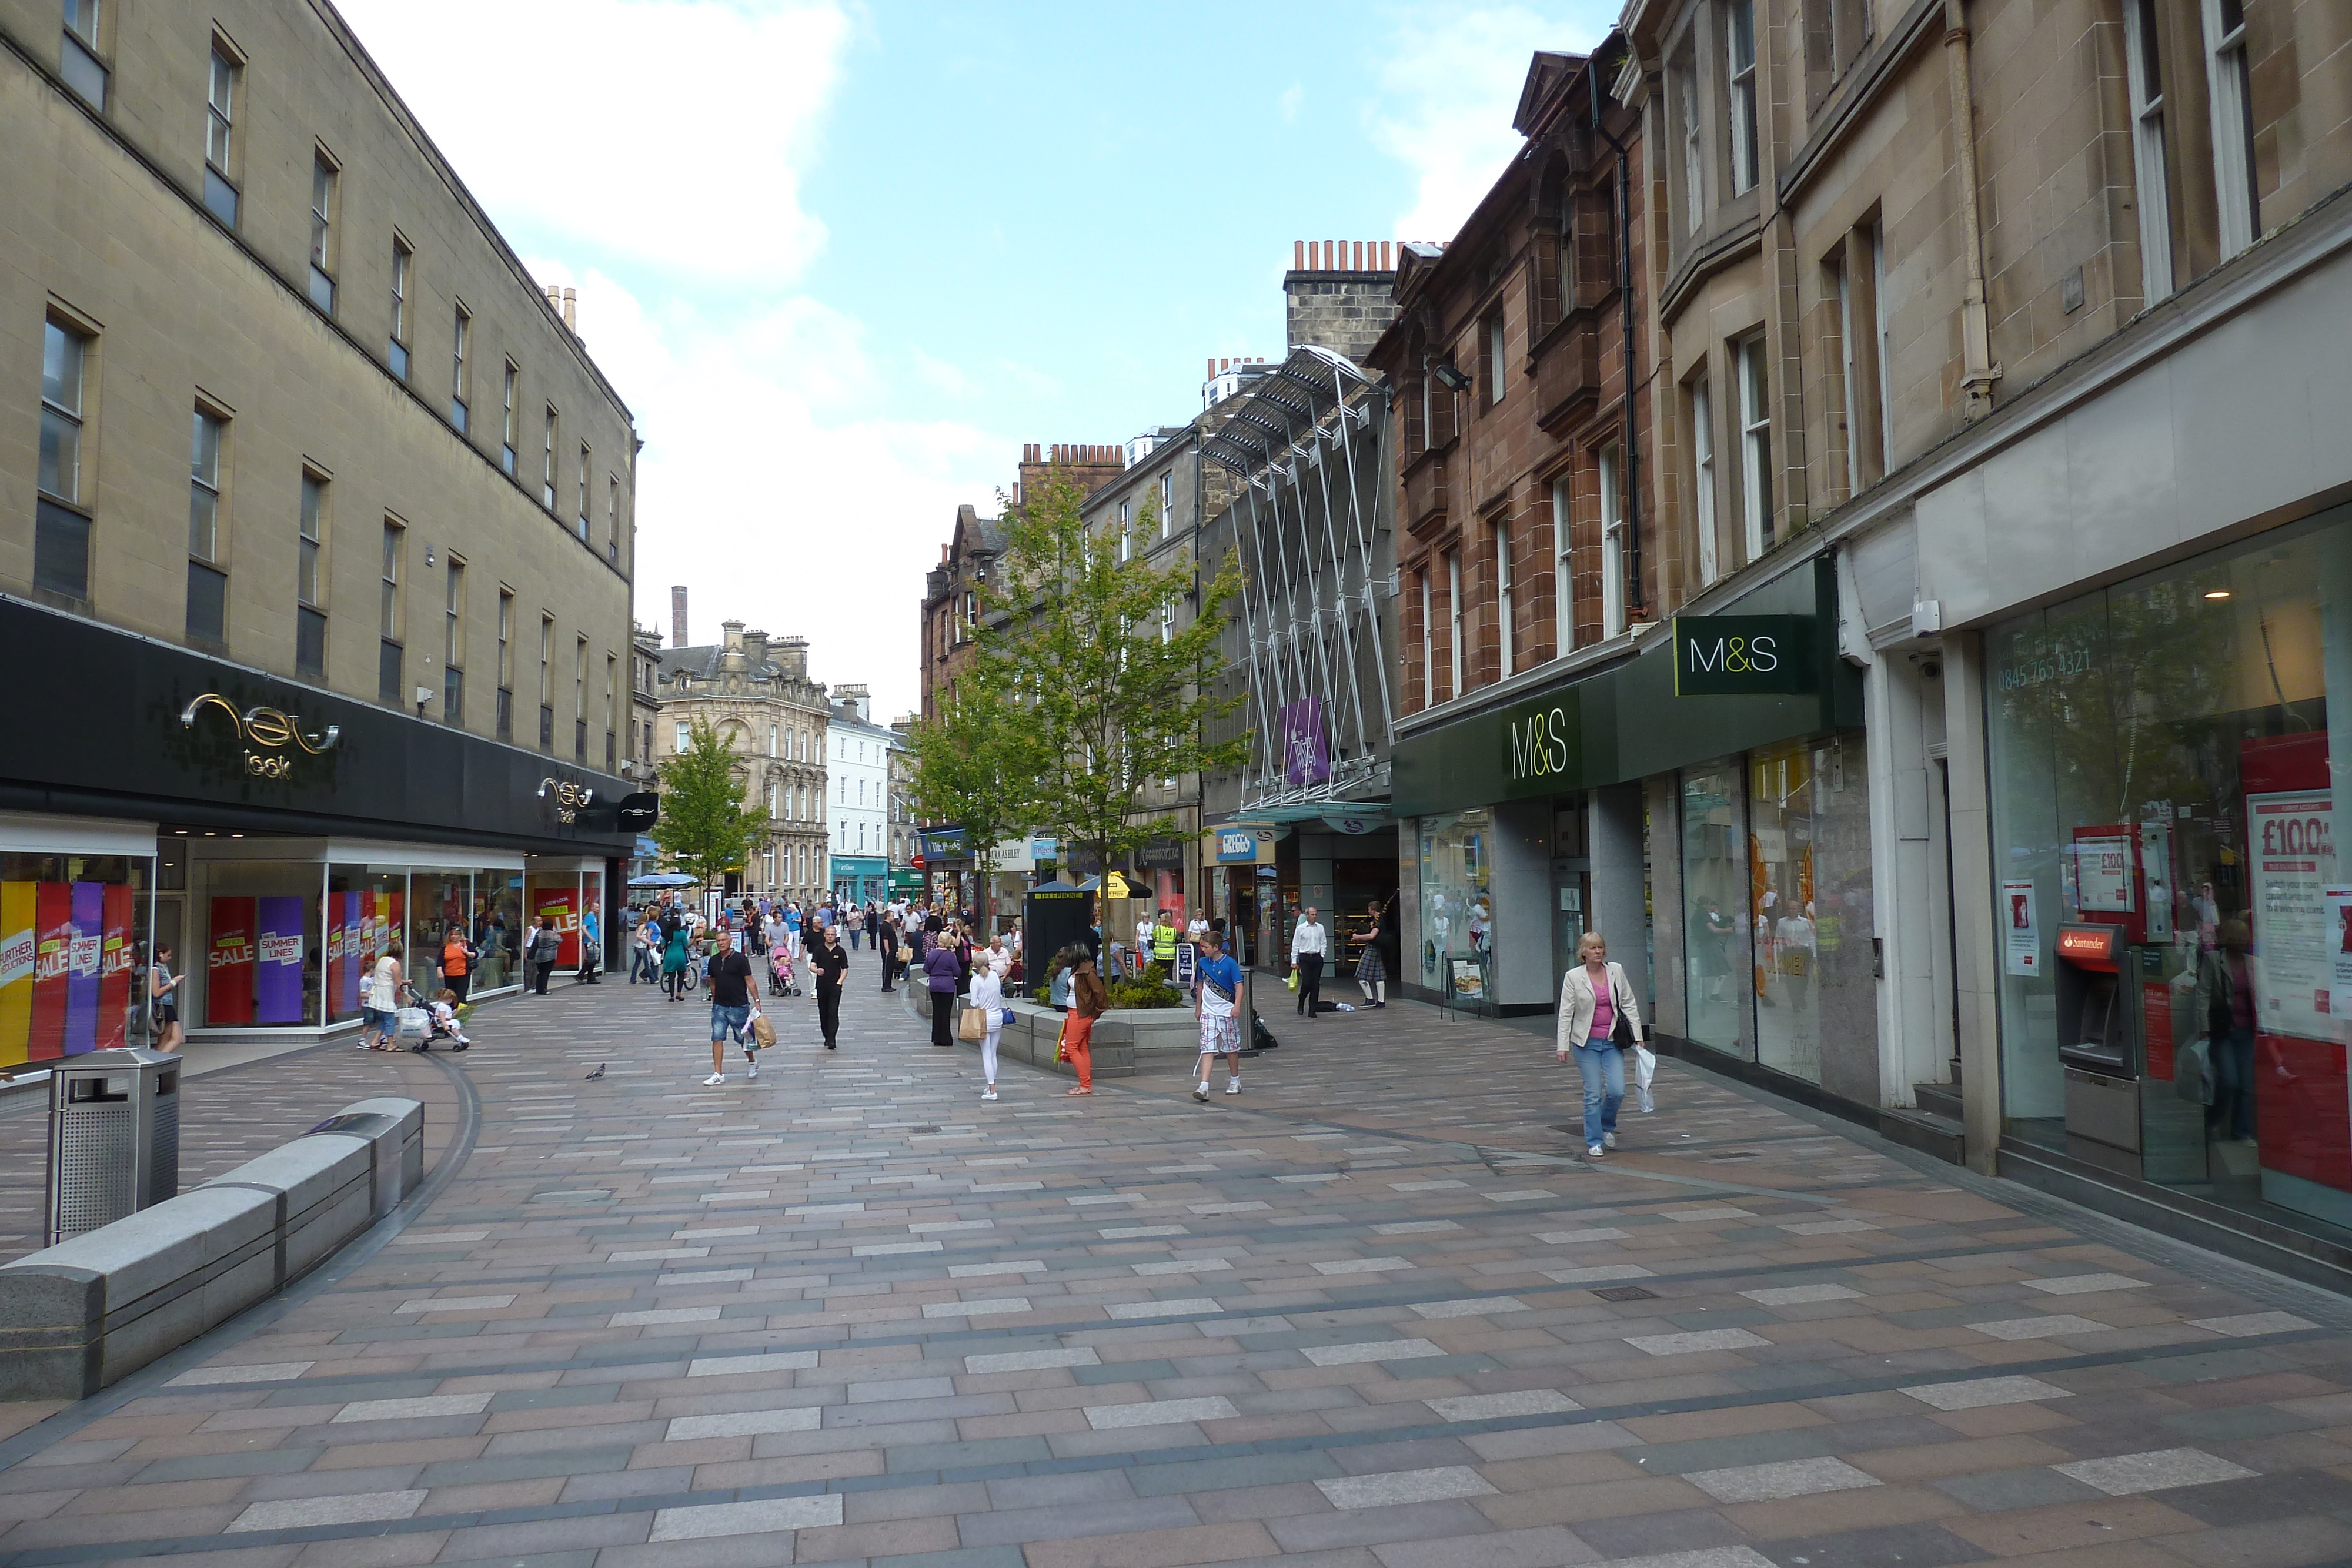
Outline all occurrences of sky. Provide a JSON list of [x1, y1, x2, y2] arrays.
[[334, 0, 1614, 718]]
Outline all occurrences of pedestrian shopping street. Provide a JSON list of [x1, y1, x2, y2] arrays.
[[5, 962, 2352, 1567]]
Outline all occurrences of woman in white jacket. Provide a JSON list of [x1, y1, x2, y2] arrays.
[[1556, 931, 1643, 1158], [968, 962, 1006, 1102]]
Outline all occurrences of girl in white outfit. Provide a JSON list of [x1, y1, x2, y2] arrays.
[[967, 963, 1005, 1101]]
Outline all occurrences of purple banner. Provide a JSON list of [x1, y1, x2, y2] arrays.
[[256, 895, 306, 1025], [1281, 696, 1330, 787], [64, 881, 102, 1055]]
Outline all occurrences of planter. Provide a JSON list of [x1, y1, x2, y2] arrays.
[[917, 997, 1204, 1081]]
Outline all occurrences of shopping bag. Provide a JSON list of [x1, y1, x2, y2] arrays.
[[1055, 1015, 1070, 1062], [1633, 1042, 1658, 1113], [2176, 1036, 2216, 1105], [958, 1006, 987, 1042], [1000, 1007, 1016, 1026], [1286, 968, 1299, 993], [749, 1009, 776, 1050], [393, 1006, 431, 1042]]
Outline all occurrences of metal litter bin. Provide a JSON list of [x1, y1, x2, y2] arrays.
[[46, 1048, 181, 1246]]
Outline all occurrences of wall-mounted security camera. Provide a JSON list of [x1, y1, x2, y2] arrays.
[[1920, 660, 1941, 680]]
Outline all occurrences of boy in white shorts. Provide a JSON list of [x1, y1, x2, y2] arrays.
[[1191, 928, 1245, 1102]]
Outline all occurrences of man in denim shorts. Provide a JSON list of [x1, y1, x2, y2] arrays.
[[703, 928, 758, 1086]]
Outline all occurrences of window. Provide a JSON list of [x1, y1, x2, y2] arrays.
[[1599, 444, 1626, 640], [297, 471, 326, 677], [574, 636, 588, 761], [35, 320, 92, 602], [1726, 0, 1759, 195], [2202, 0, 2259, 260], [1492, 516, 1514, 674], [1552, 477, 1576, 653], [1445, 550, 1464, 702], [576, 442, 590, 540], [538, 614, 554, 748], [1486, 312, 1506, 406], [308, 152, 338, 313], [496, 588, 514, 740], [1736, 335, 1773, 563], [1870, 229, 1893, 466], [500, 362, 518, 474], [388, 238, 412, 379], [378, 521, 404, 704], [450, 305, 472, 431], [443, 557, 465, 724], [542, 406, 558, 510], [1679, 64, 1703, 233], [606, 476, 619, 563], [606, 654, 617, 769], [203, 43, 239, 227], [1690, 376, 1720, 586], [2120, 0, 2173, 302], [186, 407, 227, 647], [61, 1, 106, 108], [1159, 472, 1173, 538]]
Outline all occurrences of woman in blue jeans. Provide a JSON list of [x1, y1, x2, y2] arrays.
[[1556, 930, 1644, 1158]]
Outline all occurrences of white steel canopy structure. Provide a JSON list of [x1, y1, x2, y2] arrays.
[[1201, 345, 1396, 811]]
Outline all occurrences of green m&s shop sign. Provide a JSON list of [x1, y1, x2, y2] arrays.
[[1672, 614, 1815, 697]]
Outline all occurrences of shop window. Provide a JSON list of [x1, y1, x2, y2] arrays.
[[1682, 760, 1751, 1057], [199, 861, 326, 1028], [1416, 811, 1494, 1006], [0, 851, 152, 1067], [1987, 507, 2352, 1233]]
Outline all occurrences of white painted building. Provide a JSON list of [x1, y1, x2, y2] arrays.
[[826, 684, 900, 905]]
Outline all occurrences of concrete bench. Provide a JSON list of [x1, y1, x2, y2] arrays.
[[0, 1096, 425, 1401]]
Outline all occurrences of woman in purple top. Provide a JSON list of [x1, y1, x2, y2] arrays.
[[924, 921, 962, 1050]]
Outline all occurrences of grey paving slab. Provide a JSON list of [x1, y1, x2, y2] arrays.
[[1, 974, 2348, 1568]]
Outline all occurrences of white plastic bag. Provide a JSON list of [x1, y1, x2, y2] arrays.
[[1633, 1042, 1657, 1112], [393, 1005, 432, 1042]]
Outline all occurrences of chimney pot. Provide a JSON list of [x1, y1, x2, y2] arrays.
[[562, 286, 577, 332], [1293, 240, 1304, 270]]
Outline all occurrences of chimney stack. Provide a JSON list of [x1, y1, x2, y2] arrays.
[[671, 586, 688, 648]]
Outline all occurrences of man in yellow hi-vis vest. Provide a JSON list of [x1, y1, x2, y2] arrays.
[[1151, 909, 1180, 970]]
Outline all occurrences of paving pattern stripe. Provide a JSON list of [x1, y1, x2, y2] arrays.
[[0, 1045, 484, 1477]]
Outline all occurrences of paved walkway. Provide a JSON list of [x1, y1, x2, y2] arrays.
[[5, 953, 2352, 1567]]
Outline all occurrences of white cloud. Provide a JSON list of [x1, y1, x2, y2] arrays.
[[339, 0, 846, 283], [1368, 5, 1605, 244]]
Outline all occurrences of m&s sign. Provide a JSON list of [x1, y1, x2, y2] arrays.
[[1671, 615, 1813, 697]]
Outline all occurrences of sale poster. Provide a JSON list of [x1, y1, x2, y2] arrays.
[[2248, 791, 2337, 1038], [29, 882, 72, 1062], [97, 884, 132, 1051], [256, 896, 305, 1024], [2003, 878, 2041, 977], [0, 882, 33, 1068], [2329, 887, 2352, 1001], [208, 896, 257, 1026], [539, 891, 577, 968], [64, 881, 102, 1056]]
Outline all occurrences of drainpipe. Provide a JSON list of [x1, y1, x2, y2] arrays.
[[1589, 48, 1645, 617], [1945, 0, 2002, 420]]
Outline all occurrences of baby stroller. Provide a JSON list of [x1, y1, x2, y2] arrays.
[[397, 983, 472, 1052], [767, 948, 801, 998]]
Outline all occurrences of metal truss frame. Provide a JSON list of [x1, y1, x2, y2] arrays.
[[1201, 345, 1395, 812]]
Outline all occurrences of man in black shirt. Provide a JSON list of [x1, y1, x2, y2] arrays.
[[703, 928, 758, 1085], [810, 924, 848, 1049]]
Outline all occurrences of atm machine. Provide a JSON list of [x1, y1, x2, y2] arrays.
[[2050, 823, 2183, 1178]]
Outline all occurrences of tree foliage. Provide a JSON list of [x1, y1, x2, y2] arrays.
[[991, 473, 1249, 875], [905, 676, 1045, 917], [651, 717, 768, 888]]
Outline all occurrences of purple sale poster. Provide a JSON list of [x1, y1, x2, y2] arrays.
[[64, 881, 103, 1055], [340, 892, 362, 1016], [256, 895, 306, 1024]]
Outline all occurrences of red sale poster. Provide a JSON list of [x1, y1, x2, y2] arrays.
[[97, 884, 132, 1051], [208, 897, 257, 1026], [538, 890, 577, 968], [28, 882, 72, 1062]]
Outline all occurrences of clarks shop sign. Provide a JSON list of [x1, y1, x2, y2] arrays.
[[1671, 615, 1815, 696]]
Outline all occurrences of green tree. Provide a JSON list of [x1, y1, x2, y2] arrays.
[[991, 472, 1250, 882], [652, 717, 767, 889], [906, 676, 1046, 927]]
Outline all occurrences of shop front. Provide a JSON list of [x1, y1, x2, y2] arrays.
[[1393, 559, 1881, 1105], [831, 855, 886, 907], [0, 596, 639, 1069], [1984, 504, 2352, 1242]]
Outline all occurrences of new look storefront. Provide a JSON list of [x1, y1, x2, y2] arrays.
[[0, 598, 639, 1071], [1394, 559, 1886, 1108]]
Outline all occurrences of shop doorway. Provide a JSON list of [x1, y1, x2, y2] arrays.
[[149, 893, 185, 1045], [1552, 798, 1591, 998]]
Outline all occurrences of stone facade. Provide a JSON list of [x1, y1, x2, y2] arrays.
[[652, 622, 830, 902], [1284, 240, 1404, 364], [0, 0, 636, 756], [1369, 50, 1658, 717]]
